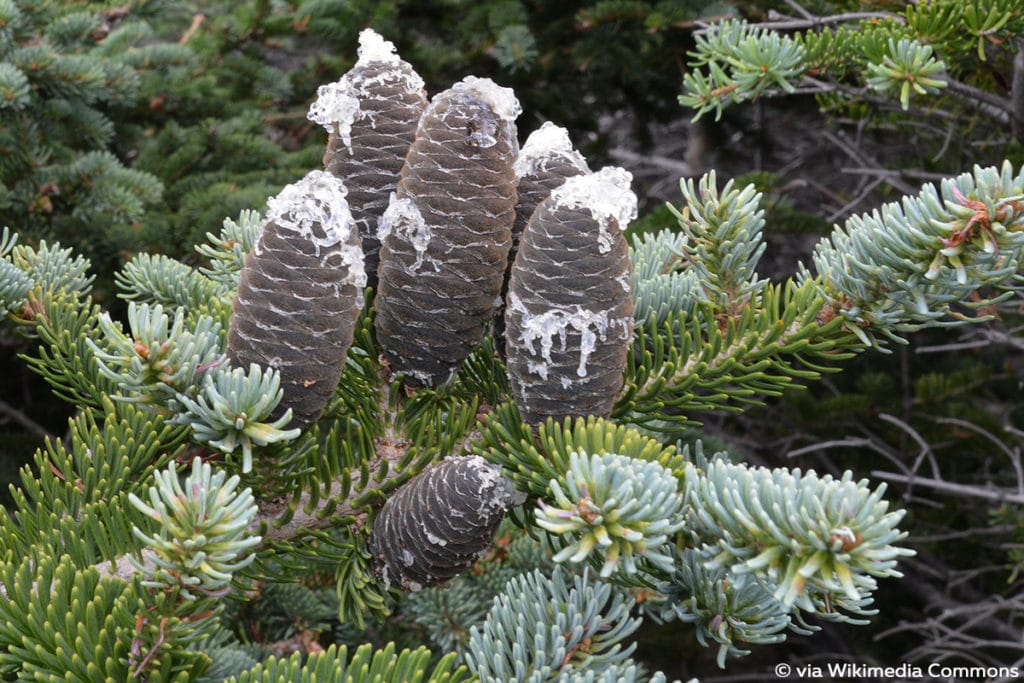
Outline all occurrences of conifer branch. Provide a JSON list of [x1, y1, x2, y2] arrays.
[[681, 5, 1023, 128], [92, 423, 493, 586], [870, 470, 1024, 505], [2, 153, 1017, 676], [0, 397, 55, 440], [1012, 42, 1024, 143], [941, 77, 1012, 124], [617, 162, 1023, 429], [744, 11, 902, 31]]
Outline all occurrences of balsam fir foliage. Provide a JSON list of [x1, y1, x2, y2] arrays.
[[679, 0, 1024, 148], [223, 642, 470, 683], [0, 1, 173, 256], [535, 452, 685, 579], [130, 457, 260, 601], [0, 0, 332, 283], [465, 567, 651, 683], [0, 0, 169, 254], [684, 460, 910, 620], [2, 26, 1024, 682]]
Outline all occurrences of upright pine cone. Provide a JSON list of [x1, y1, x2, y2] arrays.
[[370, 455, 525, 591], [495, 122, 590, 355], [226, 170, 365, 429], [374, 76, 520, 387], [511, 122, 590, 267], [306, 28, 427, 289], [505, 167, 637, 424]]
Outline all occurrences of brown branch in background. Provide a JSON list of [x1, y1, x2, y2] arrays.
[[0, 398, 55, 441], [747, 11, 903, 32], [179, 13, 205, 45], [870, 470, 1024, 505], [942, 78, 1012, 126], [818, 129, 919, 220], [607, 148, 697, 178], [780, 0, 815, 21], [875, 557, 1024, 667], [1011, 41, 1024, 145], [264, 630, 323, 657]]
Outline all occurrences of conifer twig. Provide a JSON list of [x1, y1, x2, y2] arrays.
[[0, 398, 55, 440], [178, 13, 205, 44], [740, 11, 902, 32], [942, 79, 1012, 125], [86, 425, 489, 590], [1012, 42, 1024, 143], [870, 471, 1024, 505]]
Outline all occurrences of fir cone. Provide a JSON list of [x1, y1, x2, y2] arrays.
[[495, 122, 590, 356], [226, 170, 365, 429], [370, 455, 525, 591], [505, 167, 637, 424], [374, 76, 520, 387], [307, 28, 427, 290]]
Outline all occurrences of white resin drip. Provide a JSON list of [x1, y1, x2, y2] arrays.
[[264, 171, 367, 290], [352, 28, 425, 94], [453, 455, 527, 510], [356, 28, 400, 66], [450, 75, 522, 123], [509, 292, 630, 379], [526, 359, 550, 380], [307, 82, 360, 150], [615, 271, 632, 293], [306, 29, 424, 144], [405, 367, 443, 386], [551, 167, 638, 253], [378, 194, 439, 272], [514, 121, 589, 179]]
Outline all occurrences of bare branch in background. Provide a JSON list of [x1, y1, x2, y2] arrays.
[[1011, 40, 1024, 144], [871, 471, 1024, 505], [876, 557, 1024, 670], [0, 398, 54, 441]]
